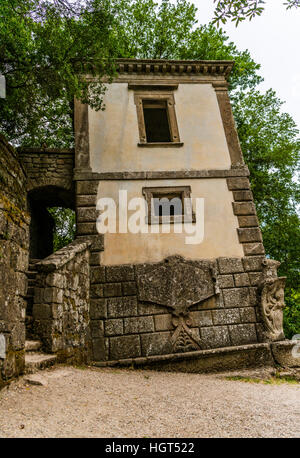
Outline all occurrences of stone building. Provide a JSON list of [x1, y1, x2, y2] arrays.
[[0, 59, 297, 387]]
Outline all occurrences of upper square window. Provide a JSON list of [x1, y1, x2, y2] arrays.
[[143, 100, 171, 143], [134, 92, 183, 147]]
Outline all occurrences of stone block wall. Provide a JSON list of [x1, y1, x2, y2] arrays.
[[18, 148, 74, 193], [0, 135, 29, 387], [33, 239, 92, 363], [90, 256, 265, 362]]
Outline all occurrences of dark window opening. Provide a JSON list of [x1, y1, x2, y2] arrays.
[[153, 193, 183, 217], [143, 100, 171, 143], [143, 186, 195, 225]]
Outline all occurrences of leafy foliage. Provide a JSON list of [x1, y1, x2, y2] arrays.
[[47, 207, 76, 251], [0, 0, 118, 146], [212, 0, 300, 26]]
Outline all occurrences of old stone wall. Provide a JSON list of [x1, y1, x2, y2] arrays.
[[32, 239, 92, 363], [0, 135, 29, 387], [90, 255, 265, 362], [18, 148, 74, 194], [74, 171, 268, 362]]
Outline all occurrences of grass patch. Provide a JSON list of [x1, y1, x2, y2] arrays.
[[225, 375, 299, 385]]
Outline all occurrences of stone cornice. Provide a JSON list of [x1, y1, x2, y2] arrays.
[[115, 59, 234, 80], [74, 167, 249, 181]]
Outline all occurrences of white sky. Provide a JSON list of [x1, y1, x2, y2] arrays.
[[192, 0, 300, 129]]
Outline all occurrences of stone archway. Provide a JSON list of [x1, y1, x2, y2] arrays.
[[27, 185, 75, 260]]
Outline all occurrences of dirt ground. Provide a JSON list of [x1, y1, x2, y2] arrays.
[[0, 365, 299, 438]]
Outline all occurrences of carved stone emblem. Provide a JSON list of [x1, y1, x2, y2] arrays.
[[259, 259, 286, 342], [137, 256, 217, 352]]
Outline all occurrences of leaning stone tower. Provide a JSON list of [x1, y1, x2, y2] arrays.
[[73, 59, 288, 369]]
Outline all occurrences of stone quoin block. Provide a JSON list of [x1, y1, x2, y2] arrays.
[[77, 234, 104, 252], [90, 284, 104, 298], [90, 266, 106, 284], [90, 299, 107, 319], [76, 222, 97, 236], [243, 256, 265, 272], [237, 216, 259, 228], [89, 252, 101, 266], [90, 320, 104, 338], [76, 181, 98, 195], [242, 243, 265, 256], [227, 177, 250, 190], [92, 337, 108, 361], [77, 207, 98, 223], [248, 272, 262, 286], [232, 202, 256, 216], [237, 228, 262, 243], [232, 190, 253, 201], [217, 258, 244, 274], [76, 195, 97, 207]]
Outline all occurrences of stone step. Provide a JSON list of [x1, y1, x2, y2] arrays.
[[25, 340, 42, 352], [26, 286, 35, 297], [25, 352, 57, 374], [26, 272, 37, 281]]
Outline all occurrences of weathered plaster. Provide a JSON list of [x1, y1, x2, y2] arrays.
[[97, 179, 243, 265], [89, 83, 231, 173]]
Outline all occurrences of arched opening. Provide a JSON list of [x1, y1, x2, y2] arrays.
[[26, 186, 76, 338], [28, 185, 75, 260]]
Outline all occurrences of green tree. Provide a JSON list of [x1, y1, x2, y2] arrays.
[[0, 0, 118, 146], [47, 207, 76, 251], [212, 0, 300, 27]]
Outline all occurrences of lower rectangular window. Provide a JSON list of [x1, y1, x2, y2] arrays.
[[142, 186, 195, 224]]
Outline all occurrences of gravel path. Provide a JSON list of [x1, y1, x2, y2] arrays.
[[0, 365, 299, 438]]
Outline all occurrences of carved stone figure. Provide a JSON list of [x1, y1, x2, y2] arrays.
[[259, 259, 286, 341], [137, 255, 217, 352]]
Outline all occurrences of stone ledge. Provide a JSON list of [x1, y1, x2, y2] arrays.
[[18, 147, 74, 155], [74, 168, 250, 181], [92, 342, 275, 373], [35, 239, 91, 272]]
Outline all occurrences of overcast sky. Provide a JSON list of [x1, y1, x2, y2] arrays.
[[192, 0, 300, 129]]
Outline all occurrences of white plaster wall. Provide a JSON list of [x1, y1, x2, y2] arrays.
[[89, 83, 231, 173], [97, 179, 243, 265]]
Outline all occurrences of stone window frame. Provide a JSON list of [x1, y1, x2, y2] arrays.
[[142, 185, 195, 225], [133, 91, 183, 147]]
